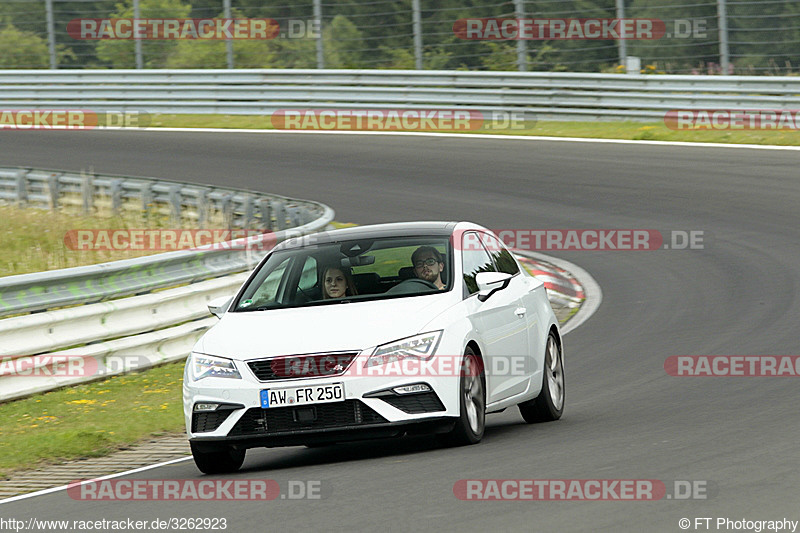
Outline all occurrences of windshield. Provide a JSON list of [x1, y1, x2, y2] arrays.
[[232, 236, 452, 311]]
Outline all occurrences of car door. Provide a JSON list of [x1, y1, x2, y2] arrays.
[[461, 231, 529, 404], [479, 231, 540, 395]]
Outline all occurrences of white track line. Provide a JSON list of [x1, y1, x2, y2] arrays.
[[0, 456, 192, 505], [107, 127, 800, 151]]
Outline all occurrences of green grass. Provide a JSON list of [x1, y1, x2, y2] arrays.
[[0, 361, 186, 478], [146, 114, 800, 146], [0, 204, 236, 278]]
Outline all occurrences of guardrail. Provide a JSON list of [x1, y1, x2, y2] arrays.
[[0, 274, 247, 402], [0, 166, 334, 401], [1, 69, 799, 120], [0, 167, 334, 317]]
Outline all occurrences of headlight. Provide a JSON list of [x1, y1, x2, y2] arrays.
[[366, 331, 443, 368], [191, 352, 242, 381]]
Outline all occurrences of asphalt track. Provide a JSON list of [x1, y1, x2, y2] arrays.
[[1, 130, 799, 532]]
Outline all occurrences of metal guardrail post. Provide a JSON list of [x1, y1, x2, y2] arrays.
[[616, 0, 627, 68], [513, 0, 528, 72], [314, 0, 324, 69], [15, 170, 28, 207], [224, 0, 234, 69], [46, 172, 59, 209], [110, 179, 123, 215], [243, 195, 255, 228], [197, 189, 208, 226], [141, 181, 153, 214], [45, 0, 57, 69], [134, 0, 143, 69], [412, 0, 423, 70], [258, 198, 271, 230], [287, 206, 301, 227], [221, 194, 234, 228], [718, 0, 731, 74], [82, 172, 94, 214], [272, 200, 286, 230], [168, 185, 182, 223]]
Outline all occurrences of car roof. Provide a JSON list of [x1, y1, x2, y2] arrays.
[[275, 221, 462, 251]]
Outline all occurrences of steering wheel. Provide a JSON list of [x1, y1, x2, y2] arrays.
[[387, 278, 440, 294]]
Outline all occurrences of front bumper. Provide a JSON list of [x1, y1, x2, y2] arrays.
[[183, 353, 462, 446]]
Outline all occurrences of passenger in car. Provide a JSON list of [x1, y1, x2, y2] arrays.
[[411, 246, 446, 289], [322, 266, 358, 299]]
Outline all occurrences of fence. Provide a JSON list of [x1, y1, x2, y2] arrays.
[[1, 69, 799, 122], [1, 0, 797, 74]]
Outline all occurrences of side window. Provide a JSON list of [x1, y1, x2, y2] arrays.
[[251, 257, 291, 304], [461, 231, 496, 295], [297, 256, 318, 290], [480, 232, 520, 275]]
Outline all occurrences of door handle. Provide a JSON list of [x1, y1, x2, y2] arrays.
[[514, 307, 527, 318]]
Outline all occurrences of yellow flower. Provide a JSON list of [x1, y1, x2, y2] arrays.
[[67, 399, 97, 405]]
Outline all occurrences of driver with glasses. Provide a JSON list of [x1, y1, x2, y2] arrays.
[[411, 246, 446, 290]]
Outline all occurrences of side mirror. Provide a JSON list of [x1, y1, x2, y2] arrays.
[[475, 272, 512, 302], [208, 295, 233, 318]]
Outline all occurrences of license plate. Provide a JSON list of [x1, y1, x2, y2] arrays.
[[260, 383, 344, 408]]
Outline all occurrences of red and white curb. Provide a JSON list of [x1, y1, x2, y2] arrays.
[[517, 254, 585, 307], [513, 250, 601, 335]]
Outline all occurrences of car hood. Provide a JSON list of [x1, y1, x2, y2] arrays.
[[196, 294, 456, 360]]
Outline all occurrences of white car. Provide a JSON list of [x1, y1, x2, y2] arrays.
[[184, 221, 564, 474]]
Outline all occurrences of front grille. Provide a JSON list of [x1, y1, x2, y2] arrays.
[[192, 410, 233, 433], [247, 353, 358, 382], [229, 400, 386, 436], [380, 392, 446, 414]]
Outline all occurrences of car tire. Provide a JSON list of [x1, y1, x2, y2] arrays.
[[441, 347, 485, 446], [190, 442, 246, 474], [519, 333, 564, 423]]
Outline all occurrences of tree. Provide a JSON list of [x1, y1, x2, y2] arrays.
[[0, 23, 49, 68], [96, 0, 191, 68], [324, 15, 365, 68], [165, 8, 279, 68], [166, 39, 280, 68]]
